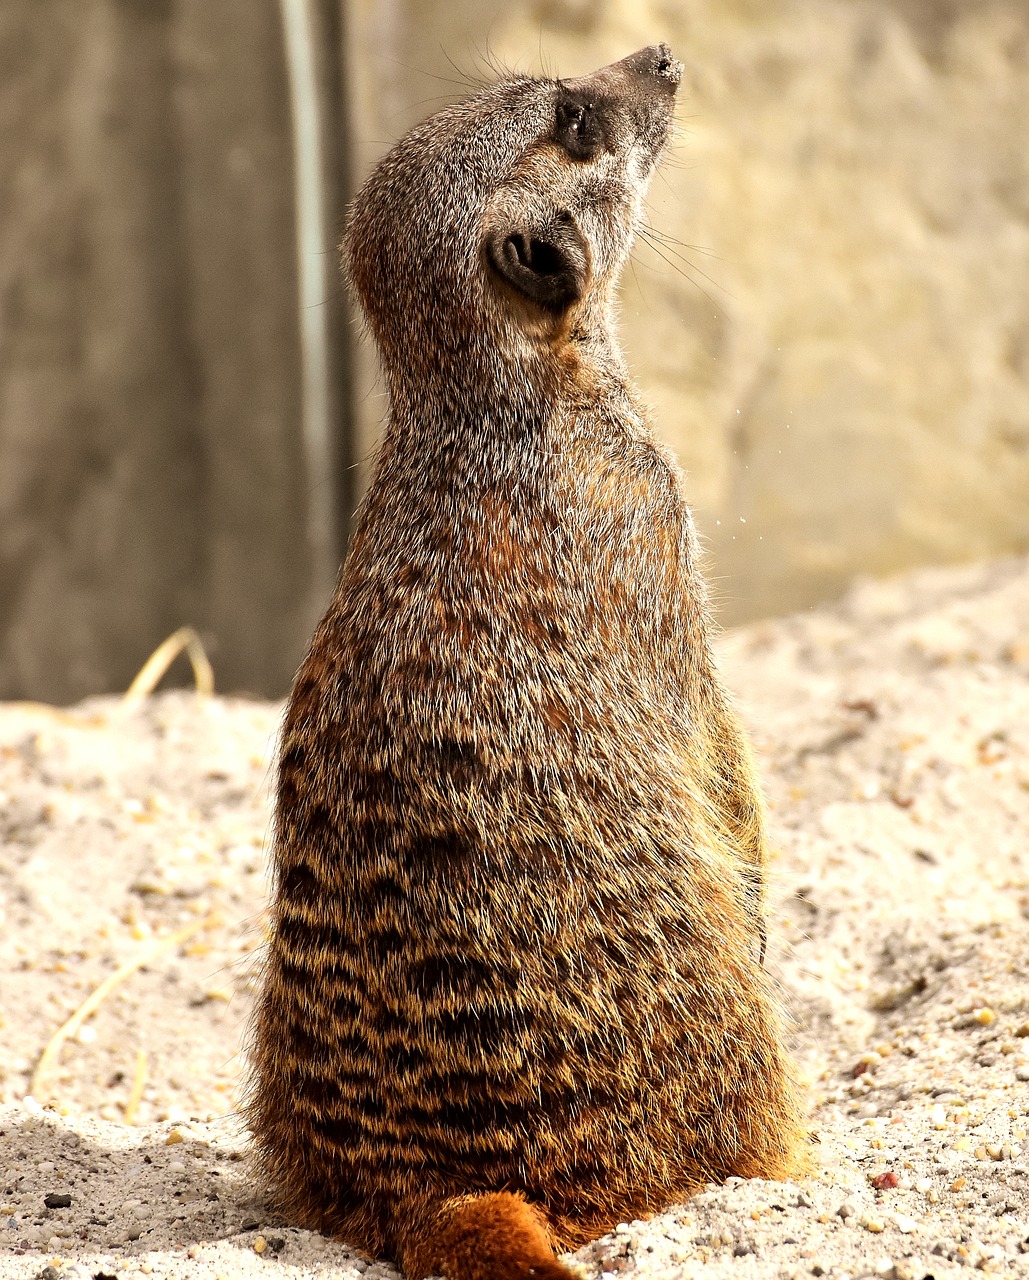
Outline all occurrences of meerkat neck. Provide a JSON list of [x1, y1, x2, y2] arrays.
[[381, 356, 558, 467], [377, 325, 632, 466]]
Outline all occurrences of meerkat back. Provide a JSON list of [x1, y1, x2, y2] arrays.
[[247, 43, 806, 1280]]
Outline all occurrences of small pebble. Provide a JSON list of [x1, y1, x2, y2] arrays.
[[254, 1235, 268, 1254], [43, 1192, 72, 1209], [864, 1217, 885, 1233], [974, 1008, 996, 1026]]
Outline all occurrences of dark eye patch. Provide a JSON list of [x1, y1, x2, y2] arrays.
[[554, 92, 605, 160]]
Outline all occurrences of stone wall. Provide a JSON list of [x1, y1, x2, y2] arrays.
[[0, 1, 349, 702], [349, 0, 1029, 622]]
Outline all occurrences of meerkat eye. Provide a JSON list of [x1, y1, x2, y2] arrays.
[[555, 97, 602, 160], [559, 103, 588, 134]]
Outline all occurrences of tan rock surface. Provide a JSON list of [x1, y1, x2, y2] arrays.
[[348, 2, 1029, 622], [1, 554, 1028, 1277]]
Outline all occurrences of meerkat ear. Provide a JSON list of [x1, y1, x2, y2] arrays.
[[485, 211, 589, 314]]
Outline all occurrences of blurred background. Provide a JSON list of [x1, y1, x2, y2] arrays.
[[2, 0, 1027, 703]]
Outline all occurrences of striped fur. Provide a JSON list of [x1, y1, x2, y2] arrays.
[[246, 45, 806, 1278]]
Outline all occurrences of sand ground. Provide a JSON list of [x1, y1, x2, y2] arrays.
[[1, 556, 1027, 1280]]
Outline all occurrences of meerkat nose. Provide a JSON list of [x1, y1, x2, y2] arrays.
[[618, 44, 683, 90]]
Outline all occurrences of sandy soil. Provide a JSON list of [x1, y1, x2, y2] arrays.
[[1, 555, 1027, 1280]]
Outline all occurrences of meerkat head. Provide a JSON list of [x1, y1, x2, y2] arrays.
[[344, 45, 682, 388]]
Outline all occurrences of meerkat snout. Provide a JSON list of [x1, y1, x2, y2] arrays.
[[556, 42, 682, 163]]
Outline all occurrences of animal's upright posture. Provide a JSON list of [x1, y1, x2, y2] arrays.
[[248, 43, 805, 1280]]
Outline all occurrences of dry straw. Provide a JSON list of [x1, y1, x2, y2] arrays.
[[30, 626, 218, 1108], [29, 916, 215, 1105], [121, 626, 214, 708]]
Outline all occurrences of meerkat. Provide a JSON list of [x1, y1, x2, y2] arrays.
[[247, 43, 806, 1280]]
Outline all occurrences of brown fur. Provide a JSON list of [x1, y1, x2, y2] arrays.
[[246, 43, 806, 1279]]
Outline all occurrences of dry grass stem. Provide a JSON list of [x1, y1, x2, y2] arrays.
[[122, 627, 215, 707], [29, 917, 214, 1103]]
